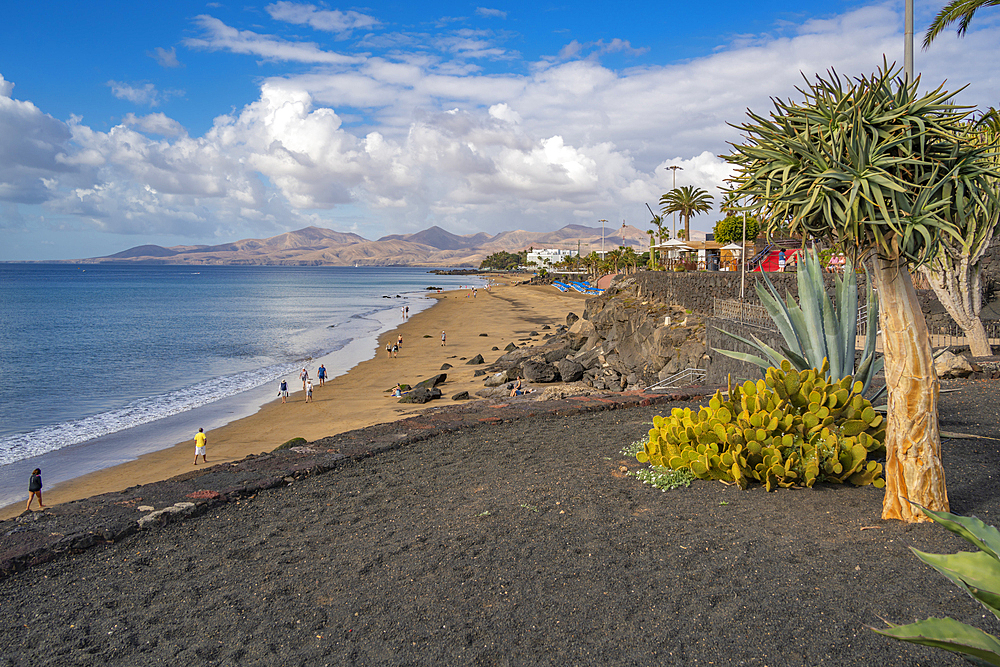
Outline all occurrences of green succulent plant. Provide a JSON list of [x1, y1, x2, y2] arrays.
[[715, 247, 884, 401], [874, 507, 1000, 665], [636, 362, 885, 491]]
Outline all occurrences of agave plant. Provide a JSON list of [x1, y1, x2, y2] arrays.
[[874, 506, 1000, 664], [715, 248, 884, 400]]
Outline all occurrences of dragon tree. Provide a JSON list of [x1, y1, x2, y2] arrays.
[[724, 64, 999, 522]]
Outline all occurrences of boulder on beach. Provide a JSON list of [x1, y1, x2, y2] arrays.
[[484, 370, 513, 387], [398, 387, 442, 403], [415, 373, 447, 389], [451, 391, 471, 400], [504, 342, 518, 352], [556, 358, 585, 383], [440, 363, 453, 370], [522, 360, 559, 383], [466, 354, 485, 365]]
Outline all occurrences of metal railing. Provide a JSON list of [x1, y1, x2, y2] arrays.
[[712, 298, 776, 329], [647, 368, 708, 391]]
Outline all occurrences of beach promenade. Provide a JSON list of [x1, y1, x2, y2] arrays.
[[0, 277, 589, 520]]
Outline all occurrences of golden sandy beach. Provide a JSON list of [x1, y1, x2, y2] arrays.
[[1, 278, 589, 519]]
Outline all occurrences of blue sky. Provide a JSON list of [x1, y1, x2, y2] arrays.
[[2, 0, 999, 260]]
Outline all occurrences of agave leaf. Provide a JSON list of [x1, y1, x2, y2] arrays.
[[820, 274, 844, 379], [873, 617, 1000, 665], [838, 257, 860, 372], [754, 276, 804, 358], [714, 327, 786, 370], [910, 549, 1000, 620], [713, 347, 772, 372], [747, 334, 794, 369], [796, 250, 830, 371], [917, 506, 1000, 562]]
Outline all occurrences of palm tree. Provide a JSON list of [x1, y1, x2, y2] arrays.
[[923, 0, 1000, 47], [660, 186, 714, 245], [725, 64, 999, 523]]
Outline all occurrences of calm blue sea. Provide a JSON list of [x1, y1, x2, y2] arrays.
[[0, 264, 482, 503]]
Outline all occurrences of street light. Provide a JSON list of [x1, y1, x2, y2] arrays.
[[667, 165, 682, 239], [599, 219, 608, 256], [904, 0, 913, 84]]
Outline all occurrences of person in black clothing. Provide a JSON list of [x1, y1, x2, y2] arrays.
[[26, 468, 45, 511]]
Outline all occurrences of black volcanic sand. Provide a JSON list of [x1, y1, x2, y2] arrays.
[[2, 381, 1000, 666]]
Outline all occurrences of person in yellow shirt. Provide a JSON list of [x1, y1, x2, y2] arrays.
[[194, 428, 207, 465]]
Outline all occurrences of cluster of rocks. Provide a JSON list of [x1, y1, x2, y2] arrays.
[[474, 278, 711, 398], [390, 275, 714, 404]]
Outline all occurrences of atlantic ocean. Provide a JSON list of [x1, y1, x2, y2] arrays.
[[0, 264, 483, 506]]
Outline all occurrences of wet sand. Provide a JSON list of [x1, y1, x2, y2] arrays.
[[1, 278, 588, 520]]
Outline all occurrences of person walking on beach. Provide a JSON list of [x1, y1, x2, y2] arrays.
[[386, 342, 392, 359], [194, 428, 207, 465], [397, 334, 403, 349], [317, 364, 327, 387], [441, 330, 446, 346], [305, 379, 314, 403], [300, 368, 309, 395], [279, 379, 288, 404], [26, 468, 45, 511]]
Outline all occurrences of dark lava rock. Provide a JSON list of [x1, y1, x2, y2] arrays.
[[522, 360, 559, 383], [542, 325, 551, 330], [451, 391, 471, 400], [543, 348, 572, 364], [566, 312, 579, 326], [556, 358, 585, 383], [441, 363, 453, 370], [474, 369, 487, 377], [415, 373, 447, 389], [504, 342, 518, 352], [492, 346, 499, 351], [398, 387, 442, 403], [466, 354, 485, 365], [479, 333, 489, 337], [529, 331, 539, 336]]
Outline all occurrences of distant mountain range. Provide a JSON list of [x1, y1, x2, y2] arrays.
[[70, 224, 707, 267]]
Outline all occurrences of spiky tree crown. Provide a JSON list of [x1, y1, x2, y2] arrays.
[[724, 64, 998, 267]]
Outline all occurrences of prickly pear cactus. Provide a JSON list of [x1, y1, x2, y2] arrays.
[[636, 360, 886, 491]]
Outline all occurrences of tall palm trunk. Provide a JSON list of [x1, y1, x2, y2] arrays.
[[873, 255, 950, 522]]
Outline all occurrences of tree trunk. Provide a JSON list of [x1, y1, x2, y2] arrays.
[[920, 262, 993, 357], [874, 256, 949, 522]]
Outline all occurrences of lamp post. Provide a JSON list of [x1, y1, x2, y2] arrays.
[[667, 165, 682, 239], [599, 219, 607, 257], [904, 0, 913, 84]]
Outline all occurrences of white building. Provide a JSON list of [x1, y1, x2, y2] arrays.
[[526, 248, 578, 267]]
